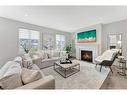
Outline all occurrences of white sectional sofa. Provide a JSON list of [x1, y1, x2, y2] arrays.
[[33, 50, 68, 69], [0, 56, 55, 89]]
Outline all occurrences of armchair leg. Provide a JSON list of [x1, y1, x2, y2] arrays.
[[100, 65, 102, 72], [109, 66, 113, 73]]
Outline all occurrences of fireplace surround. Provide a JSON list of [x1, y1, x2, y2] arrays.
[[81, 50, 93, 62]]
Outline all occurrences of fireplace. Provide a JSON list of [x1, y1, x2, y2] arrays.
[[81, 50, 93, 62]]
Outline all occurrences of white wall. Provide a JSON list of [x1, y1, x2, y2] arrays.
[[102, 19, 127, 59], [0, 17, 71, 68]]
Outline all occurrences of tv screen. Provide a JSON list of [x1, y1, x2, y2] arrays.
[[77, 29, 96, 43]]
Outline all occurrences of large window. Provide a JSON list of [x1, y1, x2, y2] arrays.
[[19, 28, 40, 53], [56, 34, 65, 50]]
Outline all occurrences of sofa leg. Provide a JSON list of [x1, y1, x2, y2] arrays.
[[100, 65, 102, 72], [109, 66, 113, 73]]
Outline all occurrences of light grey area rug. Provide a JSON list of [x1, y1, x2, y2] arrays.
[[41, 60, 110, 89]]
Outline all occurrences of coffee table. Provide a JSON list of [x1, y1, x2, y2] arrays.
[[54, 60, 80, 78]]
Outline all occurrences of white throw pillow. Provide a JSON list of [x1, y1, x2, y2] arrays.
[[52, 51, 60, 57], [32, 55, 40, 59], [45, 50, 53, 58], [0, 74, 23, 89], [23, 53, 31, 60], [3, 62, 22, 77], [21, 68, 42, 84], [0, 61, 17, 78], [14, 56, 23, 67], [44, 53, 49, 59], [36, 50, 45, 59]]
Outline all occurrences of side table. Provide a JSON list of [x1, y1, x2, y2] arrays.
[[118, 56, 124, 69], [117, 58, 126, 76]]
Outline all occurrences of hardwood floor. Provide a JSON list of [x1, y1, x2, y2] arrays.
[[100, 59, 127, 89]]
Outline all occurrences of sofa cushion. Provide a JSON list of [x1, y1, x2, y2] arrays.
[[0, 74, 23, 89], [36, 50, 51, 59], [52, 51, 60, 57], [21, 68, 42, 84]]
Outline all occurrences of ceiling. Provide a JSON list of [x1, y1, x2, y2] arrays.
[[0, 6, 127, 32]]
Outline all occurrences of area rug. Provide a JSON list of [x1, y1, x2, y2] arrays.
[[41, 60, 110, 89]]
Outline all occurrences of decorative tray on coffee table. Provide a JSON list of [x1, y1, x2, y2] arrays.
[[60, 58, 72, 64]]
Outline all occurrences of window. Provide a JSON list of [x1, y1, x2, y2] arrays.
[[19, 28, 40, 53], [56, 34, 65, 50]]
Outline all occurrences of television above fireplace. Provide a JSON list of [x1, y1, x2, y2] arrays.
[[77, 29, 96, 43]]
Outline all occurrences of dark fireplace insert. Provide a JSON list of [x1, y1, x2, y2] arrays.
[[81, 50, 93, 62]]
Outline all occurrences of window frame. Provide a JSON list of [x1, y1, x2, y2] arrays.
[[56, 34, 66, 51], [18, 28, 40, 54]]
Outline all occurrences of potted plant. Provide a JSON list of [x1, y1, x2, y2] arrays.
[[64, 43, 72, 58]]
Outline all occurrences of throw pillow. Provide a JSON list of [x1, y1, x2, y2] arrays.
[[0, 74, 23, 89], [23, 53, 31, 60], [32, 55, 40, 59], [43, 52, 48, 59], [0, 61, 18, 78], [36, 51, 44, 59], [14, 56, 23, 67], [0, 61, 21, 78], [21, 68, 42, 84], [22, 59, 33, 69], [3, 62, 22, 77], [23, 54, 33, 68], [52, 51, 60, 57]]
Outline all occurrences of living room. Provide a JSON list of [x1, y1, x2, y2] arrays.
[[0, 6, 127, 90]]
